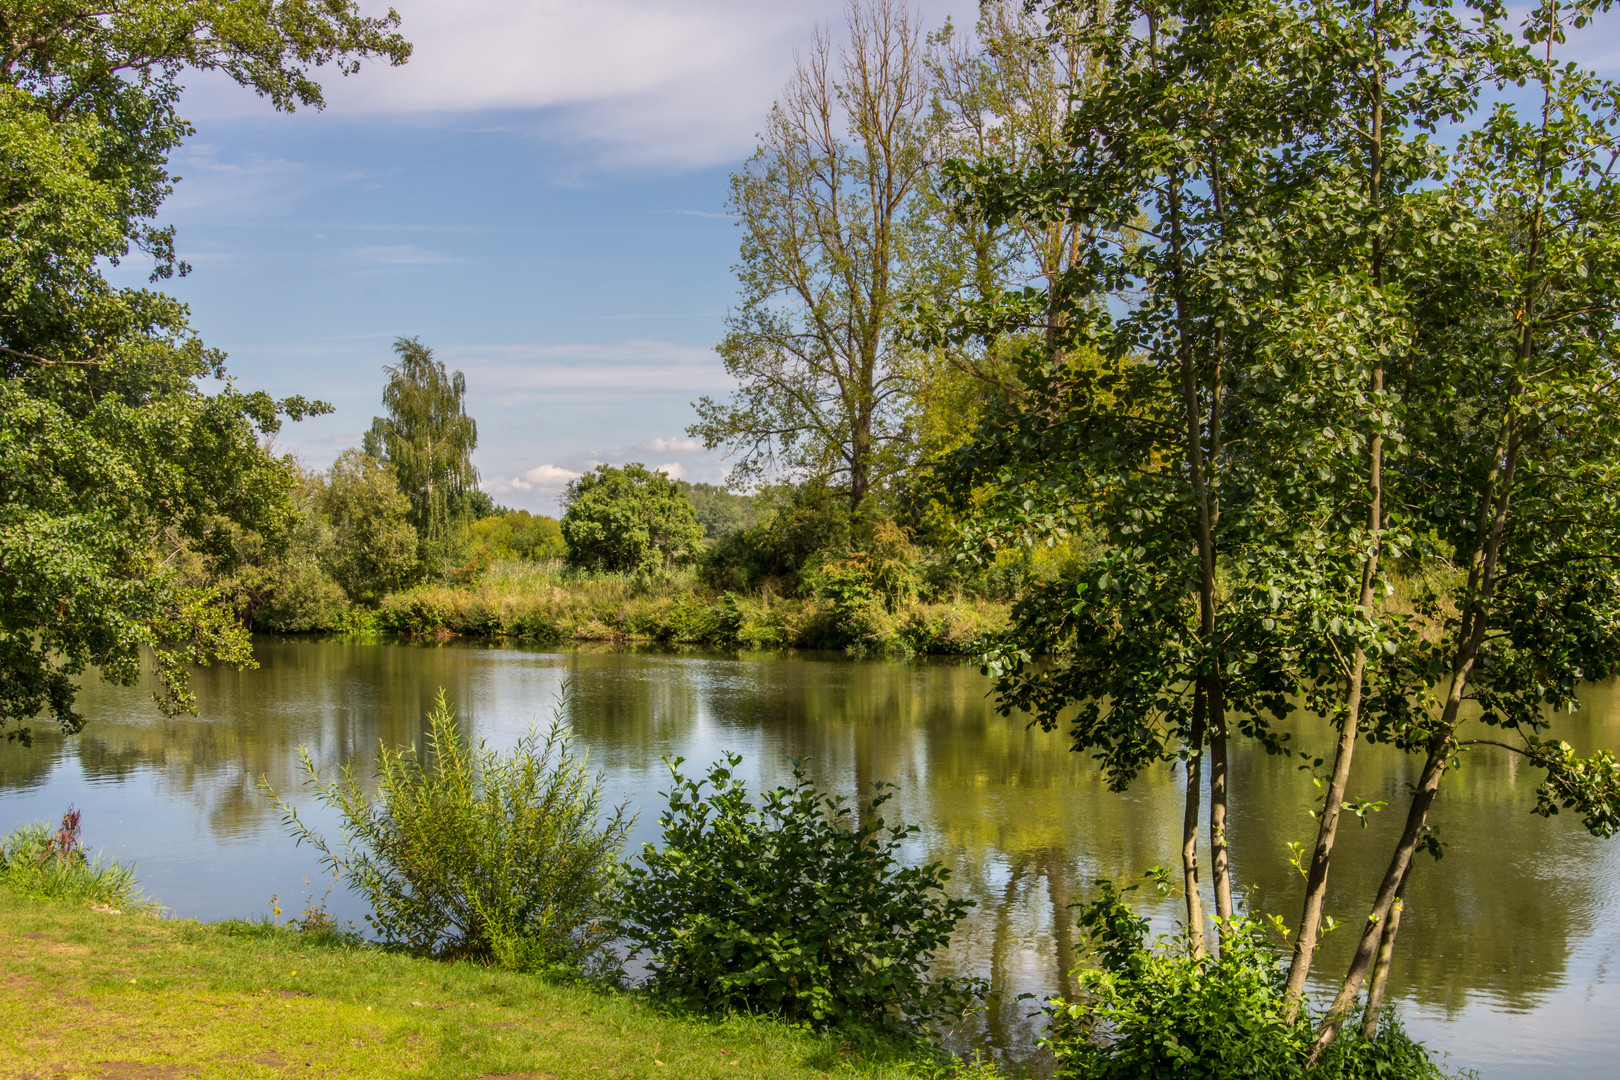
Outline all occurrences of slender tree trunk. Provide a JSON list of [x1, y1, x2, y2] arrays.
[[1313, 51, 1549, 1053], [1208, 671, 1232, 925], [1182, 682, 1208, 955], [1359, 865, 1409, 1039], [1282, 2, 1388, 1015], [1313, 418, 1523, 1058]]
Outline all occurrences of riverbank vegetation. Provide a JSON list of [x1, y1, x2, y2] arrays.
[[7, 0, 1620, 1074]]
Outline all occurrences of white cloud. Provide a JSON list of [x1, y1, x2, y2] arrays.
[[447, 338, 729, 402], [164, 144, 315, 222], [634, 435, 706, 455], [182, 0, 983, 169], [352, 243, 465, 266], [653, 461, 686, 480], [486, 463, 582, 495]]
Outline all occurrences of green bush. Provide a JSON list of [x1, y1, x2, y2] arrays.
[[319, 449, 421, 604], [470, 510, 565, 562], [274, 689, 631, 973], [0, 809, 156, 912], [1043, 881, 1456, 1079], [702, 480, 853, 594], [618, 754, 982, 1032], [562, 463, 705, 575]]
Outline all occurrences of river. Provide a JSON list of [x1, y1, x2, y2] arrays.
[[2, 638, 1616, 1075]]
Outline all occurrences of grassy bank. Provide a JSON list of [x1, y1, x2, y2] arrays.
[[358, 562, 1007, 656], [0, 887, 954, 1080]]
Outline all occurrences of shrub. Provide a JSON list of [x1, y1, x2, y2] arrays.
[[0, 808, 156, 912], [562, 463, 705, 575], [1043, 880, 1457, 1080], [470, 510, 565, 562], [618, 754, 982, 1032], [274, 689, 631, 973], [319, 449, 421, 603]]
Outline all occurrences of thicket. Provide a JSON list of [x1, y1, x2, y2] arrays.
[[273, 690, 631, 974], [1041, 881, 1456, 1079], [270, 705, 982, 1042]]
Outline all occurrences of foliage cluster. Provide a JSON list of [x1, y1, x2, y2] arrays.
[[368, 561, 1004, 655], [469, 509, 565, 563], [275, 690, 631, 974], [363, 336, 480, 571], [271, 695, 983, 1045], [619, 755, 982, 1032], [0, 0, 408, 743], [0, 811, 154, 913], [1042, 882, 1454, 1079], [561, 463, 706, 575], [678, 480, 759, 540]]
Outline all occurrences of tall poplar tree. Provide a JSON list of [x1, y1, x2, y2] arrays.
[[363, 337, 480, 566]]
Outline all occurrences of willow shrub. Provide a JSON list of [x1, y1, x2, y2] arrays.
[[618, 755, 983, 1032], [1044, 882, 1455, 1079], [275, 689, 631, 974]]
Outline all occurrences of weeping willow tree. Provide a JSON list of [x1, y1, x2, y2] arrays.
[[363, 337, 479, 569]]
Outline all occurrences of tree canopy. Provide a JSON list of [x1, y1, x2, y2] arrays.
[[929, 0, 1620, 1057], [363, 336, 480, 568], [0, 1, 409, 742], [561, 464, 704, 575], [690, 0, 934, 514]]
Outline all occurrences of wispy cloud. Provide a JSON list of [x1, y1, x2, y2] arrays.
[[634, 435, 706, 455], [182, 1, 982, 170], [352, 244, 466, 267], [447, 338, 728, 401]]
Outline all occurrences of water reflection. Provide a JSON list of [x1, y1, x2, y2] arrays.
[[1, 638, 1616, 1076]]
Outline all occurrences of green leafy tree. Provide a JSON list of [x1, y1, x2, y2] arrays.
[[690, 0, 936, 513], [561, 464, 704, 575], [221, 464, 348, 633], [363, 337, 479, 567], [469, 510, 564, 562], [317, 450, 419, 605], [934, 0, 1620, 1059], [0, 1, 409, 743], [676, 480, 757, 540]]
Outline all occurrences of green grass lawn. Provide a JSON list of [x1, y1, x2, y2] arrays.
[[0, 888, 945, 1080]]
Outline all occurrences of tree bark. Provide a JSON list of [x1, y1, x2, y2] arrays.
[[1182, 682, 1208, 956], [1359, 865, 1409, 1039]]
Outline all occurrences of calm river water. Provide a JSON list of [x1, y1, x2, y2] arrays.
[[2, 639, 1617, 1075]]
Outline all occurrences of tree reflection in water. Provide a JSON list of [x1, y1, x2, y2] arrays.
[[1, 639, 1617, 1073]]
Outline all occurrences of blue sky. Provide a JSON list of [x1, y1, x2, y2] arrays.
[[101, 0, 977, 514], [111, 0, 1616, 515]]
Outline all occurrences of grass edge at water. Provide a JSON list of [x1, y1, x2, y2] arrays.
[[0, 885, 967, 1080]]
